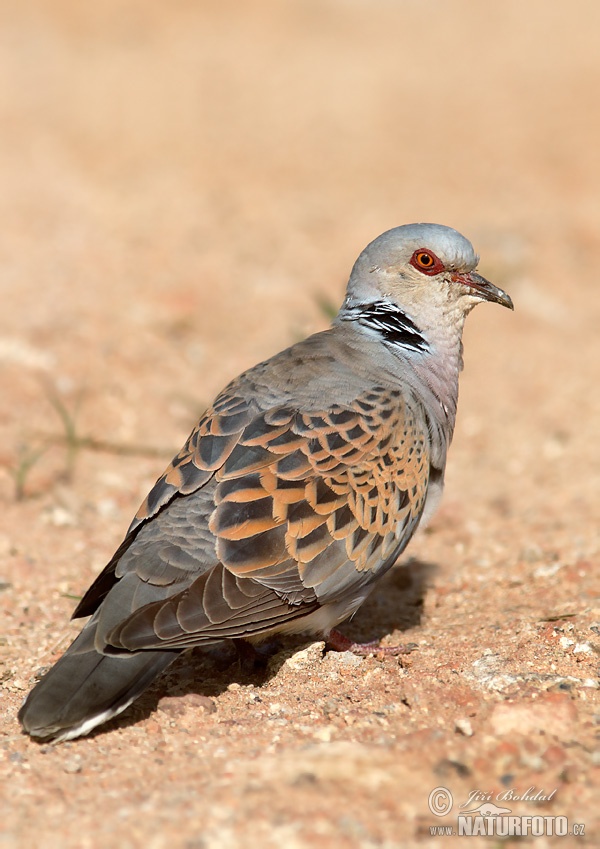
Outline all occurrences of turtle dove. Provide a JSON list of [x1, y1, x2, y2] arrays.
[[19, 223, 513, 741]]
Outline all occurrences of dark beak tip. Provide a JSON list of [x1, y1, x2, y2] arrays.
[[456, 271, 513, 311], [473, 273, 513, 311]]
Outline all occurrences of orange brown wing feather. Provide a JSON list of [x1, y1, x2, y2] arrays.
[[82, 385, 430, 648]]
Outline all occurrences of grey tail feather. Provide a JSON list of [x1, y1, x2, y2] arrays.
[[18, 648, 177, 742]]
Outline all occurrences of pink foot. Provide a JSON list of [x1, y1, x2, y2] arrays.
[[326, 628, 418, 657]]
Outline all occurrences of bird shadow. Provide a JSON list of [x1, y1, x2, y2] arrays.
[[87, 557, 438, 740]]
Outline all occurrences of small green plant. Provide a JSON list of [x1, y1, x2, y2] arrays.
[[43, 380, 85, 484], [7, 380, 174, 502], [6, 441, 48, 501]]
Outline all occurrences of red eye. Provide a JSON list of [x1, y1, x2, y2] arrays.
[[410, 249, 443, 275]]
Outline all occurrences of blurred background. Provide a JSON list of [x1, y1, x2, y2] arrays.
[[1, 1, 599, 846], [0, 0, 598, 443], [1, 0, 598, 559]]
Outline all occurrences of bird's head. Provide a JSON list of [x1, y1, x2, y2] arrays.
[[343, 223, 513, 322]]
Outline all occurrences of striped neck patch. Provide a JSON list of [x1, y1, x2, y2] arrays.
[[341, 300, 430, 353]]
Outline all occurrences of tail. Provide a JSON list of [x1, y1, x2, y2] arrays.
[[19, 642, 177, 742]]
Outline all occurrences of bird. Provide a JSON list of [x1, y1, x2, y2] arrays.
[[19, 223, 513, 742]]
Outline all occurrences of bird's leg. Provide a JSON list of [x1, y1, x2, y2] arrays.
[[232, 638, 265, 673], [326, 628, 418, 657], [232, 638, 283, 673]]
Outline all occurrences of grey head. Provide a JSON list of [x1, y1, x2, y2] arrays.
[[339, 223, 513, 322]]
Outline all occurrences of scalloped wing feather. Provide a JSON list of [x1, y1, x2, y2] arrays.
[[92, 380, 430, 651]]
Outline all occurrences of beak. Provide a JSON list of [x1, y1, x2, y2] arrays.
[[452, 271, 514, 310]]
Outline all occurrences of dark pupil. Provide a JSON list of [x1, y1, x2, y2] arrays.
[[420, 254, 432, 265]]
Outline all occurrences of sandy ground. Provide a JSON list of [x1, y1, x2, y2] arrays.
[[0, 1, 599, 846]]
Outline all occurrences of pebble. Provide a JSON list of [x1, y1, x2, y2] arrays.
[[490, 695, 577, 739], [313, 726, 335, 743], [322, 651, 363, 669], [63, 756, 82, 774], [160, 694, 217, 715], [454, 717, 474, 737], [282, 642, 325, 671]]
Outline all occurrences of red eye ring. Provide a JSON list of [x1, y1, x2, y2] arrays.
[[410, 249, 444, 276]]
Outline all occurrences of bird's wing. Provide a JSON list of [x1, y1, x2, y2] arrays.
[[77, 380, 431, 651], [72, 386, 258, 618]]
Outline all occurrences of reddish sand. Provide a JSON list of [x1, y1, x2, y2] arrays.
[[1, 2, 599, 846]]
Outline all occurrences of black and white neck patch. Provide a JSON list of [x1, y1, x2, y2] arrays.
[[340, 300, 430, 353]]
